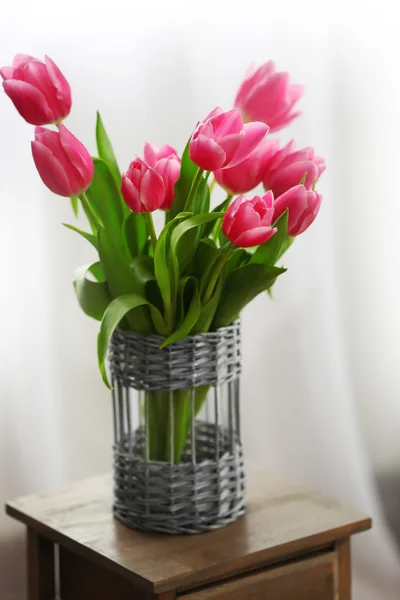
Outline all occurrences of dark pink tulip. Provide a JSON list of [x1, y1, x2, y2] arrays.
[[190, 107, 268, 172], [273, 185, 322, 236], [121, 158, 165, 213], [263, 139, 325, 197], [222, 191, 277, 248], [214, 138, 279, 195], [1, 54, 71, 126], [235, 61, 303, 132], [144, 143, 181, 210], [31, 125, 93, 197]]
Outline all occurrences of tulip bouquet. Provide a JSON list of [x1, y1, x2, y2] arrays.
[[1, 55, 324, 461]]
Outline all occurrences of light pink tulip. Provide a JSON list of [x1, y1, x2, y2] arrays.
[[222, 191, 277, 247], [1, 54, 71, 126], [273, 184, 322, 236], [121, 158, 165, 213], [263, 140, 325, 197], [31, 125, 93, 197], [189, 107, 268, 172], [235, 61, 304, 132], [214, 138, 279, 195], [144, 143, 181, 210]]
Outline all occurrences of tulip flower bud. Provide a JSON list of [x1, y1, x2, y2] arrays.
[[190, 107, 268, 172], [121, 158, 165, 213], [222, 191, 277, 247], [263, 140, 325, 197], [273, 185, 322, 236], [235, 61, 303, 132], [1, 54, 71, 126], [31, 125, 93, 197], [144, 143, 181, 210]]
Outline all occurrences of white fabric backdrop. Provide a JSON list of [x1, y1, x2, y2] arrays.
[[1, 1, 400, 598]]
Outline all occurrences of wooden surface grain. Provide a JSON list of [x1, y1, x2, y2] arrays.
[[6, 466, 371, 594], [181, 553, 335, 600]]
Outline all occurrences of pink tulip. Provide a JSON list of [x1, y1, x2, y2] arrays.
[[214, 138, 279, 195], [222, 191, 277, 248], [121, 158, 165, 213], [143, 143, 181, 210], [235, 61, 304, 132], [273, 185, 322, 236], [31, 125, 93, 197], [263, 139, 325, 197], [1, 54, 71, 126], [189, 107, 268, 172]]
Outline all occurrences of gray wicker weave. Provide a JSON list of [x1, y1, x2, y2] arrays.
[[109, 321, 246, 534]]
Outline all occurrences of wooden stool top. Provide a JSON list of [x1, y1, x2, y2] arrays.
[[6, 466, 371, 595]]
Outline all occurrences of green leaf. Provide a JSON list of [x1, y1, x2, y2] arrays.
[[168, 136, 198, 220], [96, 112, 121, 188], [63, 223, 98, 250], [251, 211, 293, 267], [70, 196, 79, 217], [188, 239, 219, 292], [154, 213, 190, 332], [74, 263, 112, 322], [124, 212, 148, 258], [86, 158, 124, 237], [170, 212, 224, 283], [89, 261, 105, 282], [161, 277, 201, 348], [213, 264, 287, 328], [97, 294, 151, 387], [204, 195, 232, 239], [97, 225, 153, 333], [192, 276, 223, 334]]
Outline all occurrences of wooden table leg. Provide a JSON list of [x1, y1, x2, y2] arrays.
[[335, 538, 351, 600], [27, 528, 55, 600]]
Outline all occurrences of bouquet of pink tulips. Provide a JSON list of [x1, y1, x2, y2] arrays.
[[1, 55, 325, 460]]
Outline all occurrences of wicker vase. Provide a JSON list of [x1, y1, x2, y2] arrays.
[[108, 321, 246, 534]]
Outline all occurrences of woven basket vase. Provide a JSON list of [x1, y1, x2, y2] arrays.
[[108, 320, 246, 535]]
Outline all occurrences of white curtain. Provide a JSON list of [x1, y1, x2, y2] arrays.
[[1, 1, 400, 598]]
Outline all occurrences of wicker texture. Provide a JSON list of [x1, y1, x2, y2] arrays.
[[109, 321, 245, 534]]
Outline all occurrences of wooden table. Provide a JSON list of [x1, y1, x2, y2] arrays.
[[6, 467, 371, 600]]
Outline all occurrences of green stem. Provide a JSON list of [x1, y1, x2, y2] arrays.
[[209, 178, 216, 194], [184, 168, 204, 212], [145, 212, 157, 252], [202, 243, 234, 305], [79, 192, 98, 233]]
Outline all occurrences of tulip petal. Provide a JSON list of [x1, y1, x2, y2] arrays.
[[31, 140, 72, 196], [295, 192, 322, 235], [121, 175, 142, 213], [143, 142, 158, 167], [222, 195, 244, 236], [210, 109, 243, 138], [140, 168, 165, 211], [234, 226, 277, 248], [269, 161, 318, 197], [228, 201, 261, 240], [234, 61, 275, 109], [228, 121, 269, 168], [189, 134, 226, 171], [0, 66, 17, 80], [217, 133, 242, 167], [13, 54, 35, 67], [23, 60, 60, 116], [3, 79, 53, 125], [45, 55, 71, 116], [273, 185, 308, 232], [59, 124, 93, 185]]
